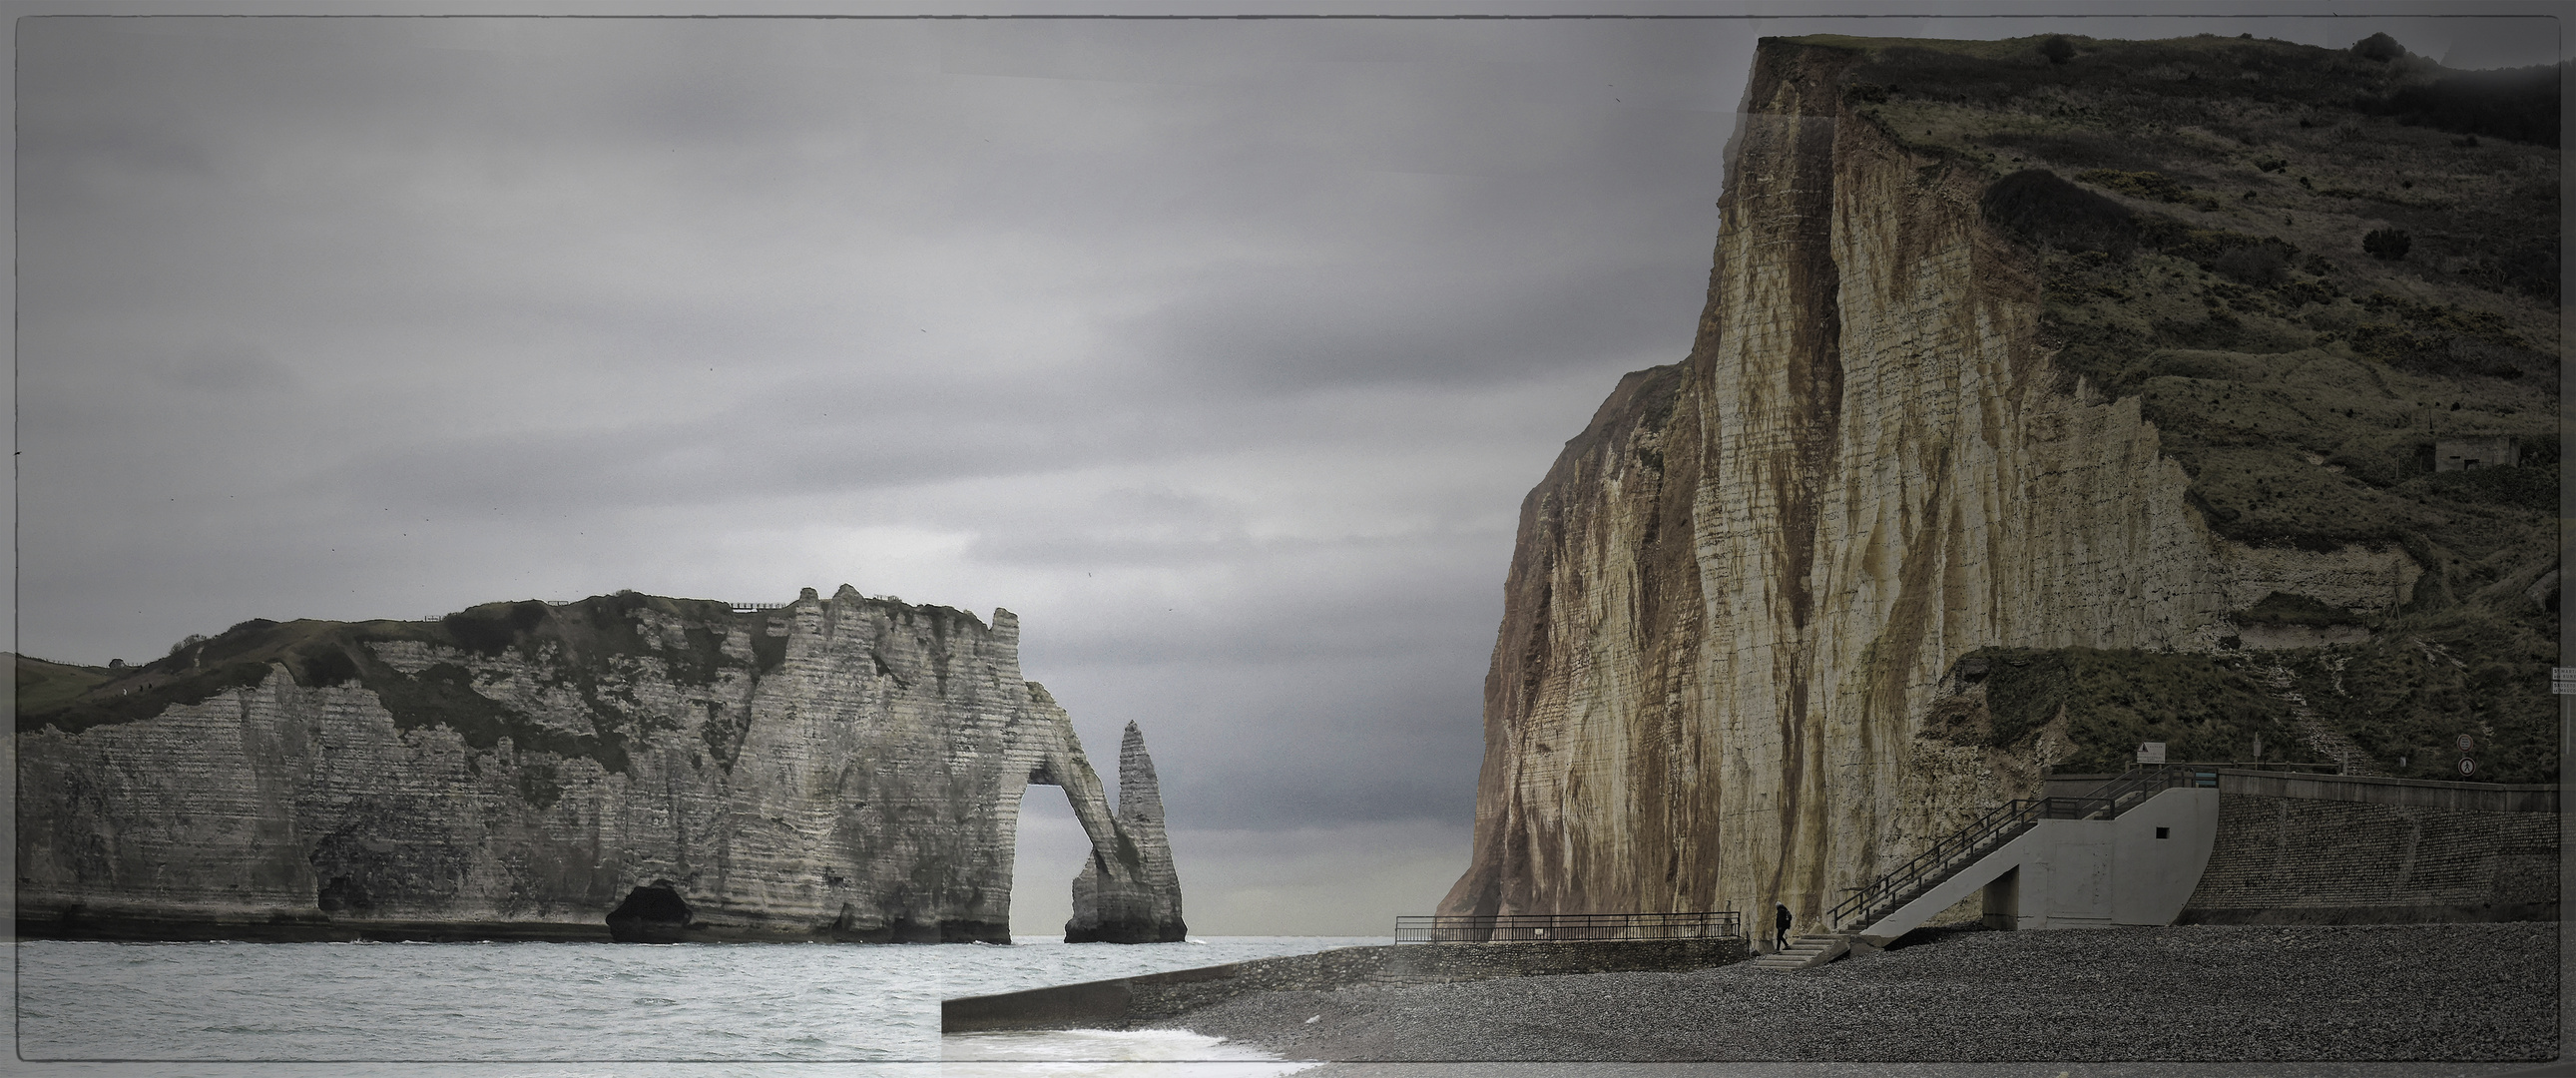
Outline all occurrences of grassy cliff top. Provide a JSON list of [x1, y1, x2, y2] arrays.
[[1801, 28, 2557, 561], [1775, 32, 2560, 784], [16, 590, 997, 775]]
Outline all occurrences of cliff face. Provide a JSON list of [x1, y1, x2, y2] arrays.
[[17, 586, 1185, 943], [1444, 35, 2558, 926]]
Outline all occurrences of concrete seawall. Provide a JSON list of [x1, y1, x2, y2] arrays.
[[941, 937, 1749, 1033]]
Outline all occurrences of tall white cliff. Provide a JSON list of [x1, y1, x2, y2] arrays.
[[1440, 38, 2448, 927]]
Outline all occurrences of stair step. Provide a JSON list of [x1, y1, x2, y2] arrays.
[[1747, 934, 1853, 972]]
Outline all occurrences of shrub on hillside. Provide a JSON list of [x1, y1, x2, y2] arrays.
[[2349, 32, 2407, 63], [2237, 591, 2364, 627], [293, 646, 359, 689], [2078, 169, 2224, 212], [2214, 245, 2290, 286], [1970, 647, 2295, 772], [438, 600, 554, 657], [2361, 63, 2563, 148], [2456, 240, 2561, 302], [2427, 462, 2559, 512], [1981, 170, 2137, 256], [2362, 228, 2411, 261]]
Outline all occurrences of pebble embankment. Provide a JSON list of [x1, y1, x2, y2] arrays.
[[1157, 923, 2559, 1064]]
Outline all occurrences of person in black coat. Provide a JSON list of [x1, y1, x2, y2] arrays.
[[1774, 902, 1792, 951]]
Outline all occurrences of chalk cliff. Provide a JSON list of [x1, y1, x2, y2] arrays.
[[1443, 35, 2558, 927], [17, 586, 1186, 943], [1066, 722, 1188, 942]]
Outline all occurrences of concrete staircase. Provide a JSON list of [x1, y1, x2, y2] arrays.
[[1811, 766, 2223, 962], [1746, 933, 1851, 972]]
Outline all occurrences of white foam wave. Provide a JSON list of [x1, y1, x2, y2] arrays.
[[942, 1027, 1318, 1077]]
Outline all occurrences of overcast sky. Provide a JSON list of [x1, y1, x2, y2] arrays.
[[13, 4, 2562, 937]]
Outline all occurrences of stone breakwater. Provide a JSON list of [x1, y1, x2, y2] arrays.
[[1167, 923, 2557, 1063], [944, 938, 1750, 1033], [17, 586, 1184, 943]]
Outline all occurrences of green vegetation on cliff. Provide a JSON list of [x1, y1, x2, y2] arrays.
[[16, 603, 673, 776], [1811, 32, 2559, 552], [1965, 648, 2295, 769], [15, 592, 996, 783], [1803, 32, 2560, 783], [1959, 609, 2555, 784], [14, 655, 114, 717]]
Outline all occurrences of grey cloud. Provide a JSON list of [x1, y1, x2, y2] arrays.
[[27, 15, 2492, 907], [161, 339, 296, 393], [1018, 544, 1506, 664], [967, 487, 1254, 568], [1126, 257, 1707, 392], [1037, 652, 1490, 830]]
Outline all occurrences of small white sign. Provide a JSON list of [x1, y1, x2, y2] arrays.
[[2553, 668, 2576, 695], [2458, 757, 2477, 778], [2137, 742, 2167, 765]]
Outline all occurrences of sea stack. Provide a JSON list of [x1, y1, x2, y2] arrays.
[[1066, 722, 1188, 942]]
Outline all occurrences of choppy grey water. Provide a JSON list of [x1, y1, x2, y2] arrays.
[[15, 936, 1380, 1077]]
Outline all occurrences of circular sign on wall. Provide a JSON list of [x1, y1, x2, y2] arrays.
[[2458, 734, 2474, 752], [2458, 757, 2477, 778]]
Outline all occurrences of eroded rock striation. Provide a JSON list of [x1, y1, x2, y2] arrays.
[[1066, 722, 1188, 942], [17, 586, 1186, 943], [1443, 35, 2558, 928]]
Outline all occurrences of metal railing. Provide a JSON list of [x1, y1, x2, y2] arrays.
[[1394, 910, 1741, 944], [1828, 764, 2218, 931]]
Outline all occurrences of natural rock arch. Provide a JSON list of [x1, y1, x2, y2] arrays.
[[1010, 719, 1188, 943], [16, 586, 1186, 944]]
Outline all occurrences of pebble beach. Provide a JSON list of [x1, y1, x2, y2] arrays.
[[1154, 923, 2560, 1069]]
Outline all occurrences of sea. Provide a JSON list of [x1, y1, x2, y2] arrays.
[[13, 935, 1385, 1078]]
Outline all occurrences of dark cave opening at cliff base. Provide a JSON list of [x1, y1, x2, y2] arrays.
[[1009, 784, 1091, 942]]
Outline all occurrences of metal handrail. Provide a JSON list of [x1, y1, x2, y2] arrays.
[[1828, 799, 2044, 928], [1394, 910, 1742, 944], [1828, 764, 2217, 930]]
